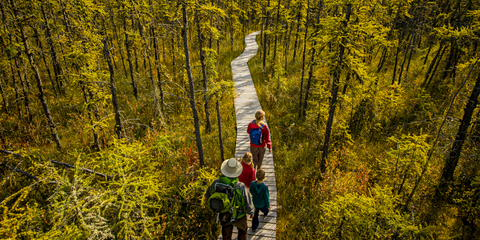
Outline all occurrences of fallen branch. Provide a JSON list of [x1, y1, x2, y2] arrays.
[[0, 162, 39, 181], [0, 162, 57, 184], [0, 149, 22, 158], [1, 149, 113, 180]]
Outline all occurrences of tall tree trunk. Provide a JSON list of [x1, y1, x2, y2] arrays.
[[422, 41, 445, 88], [441, 40, 457, 81], [14, 57, 32, 122], [143, 32, 160, 119], [284, 20, 292, 72], [162, 31, 166, 61], [152, 26, 165, 112], [391, 32, 405, 85], [425, 44, 447, 88], [298, 0, 310, 117], [147, 47, 163, 121], [403, 35, 416, 84], [242, 7, 246, 51], [398, 34, 414, 85], [273, 0, 281, 62], [292, 12, 301, 63], [80, 81, 100, 150], [321, 4, 351, 174], [377, 4, 401, 73], [103, 39, 124, 139], [450, 50, 460, 84], [11, 0, 62, 149], [22, 61, 31, 90], [196, 9, 212, 133], [33, 28, 57, 96], [438, 73, 480, 194], [423, 41, 432, 65], [0, 75, 7, 114], [262, 0, 271, 72], [182, 3, 205, 167], [107, 0, 128, 77], [376, 46, 387, 73], [59, 0, 71, 36], [10, 63, 22, 116], [302, 0, 322, 118], [41, 4, 64, 94], [217, 98, 224, 161], [123, 16, 138, 99], [171, 31, 176, 81], [55, 34, 71, 85]]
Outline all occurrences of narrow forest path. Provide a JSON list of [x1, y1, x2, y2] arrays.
[[219, 31, 277, 239]]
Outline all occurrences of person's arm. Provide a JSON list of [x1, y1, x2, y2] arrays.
[[265, 185, 270, 209], [239, 183, 254, 215], [250, 168, 256, 185], [264, 125, 272, 151], [247, 122, 251, 134], [204, 179, 218, 199]]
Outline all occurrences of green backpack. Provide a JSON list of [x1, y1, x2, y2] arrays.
[[208, 176, 245, 223]]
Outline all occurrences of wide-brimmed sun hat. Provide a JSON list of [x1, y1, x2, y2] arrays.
[[221, 158, 243, 178]]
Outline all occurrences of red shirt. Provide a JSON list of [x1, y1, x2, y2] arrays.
[[238, 162, 256, 188], [247, 121, 272, 150]]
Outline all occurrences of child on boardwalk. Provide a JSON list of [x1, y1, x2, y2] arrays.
[[249, 169, 270, 232], [238, 152, 256, 189], [247, 110, 272, 170]]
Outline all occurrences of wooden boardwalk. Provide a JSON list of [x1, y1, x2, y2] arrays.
[[219, 31, 277, 239]]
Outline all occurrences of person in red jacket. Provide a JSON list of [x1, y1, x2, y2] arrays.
[[247, 110, 272, 170], [238, 152, 256, 189]]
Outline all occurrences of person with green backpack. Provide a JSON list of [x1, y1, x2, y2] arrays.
[[205, 158, 254, 240]]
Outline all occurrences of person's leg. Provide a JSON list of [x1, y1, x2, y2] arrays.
[[234, 215, 248, 240], [252, 208, 260, 230], [261, 206, 269, 218], [221, 222, 233, 240], [250, 146, 260, 170], [257, 147, 266, 169]]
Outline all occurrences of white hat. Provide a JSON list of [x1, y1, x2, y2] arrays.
[[221, 158, 243, 178]]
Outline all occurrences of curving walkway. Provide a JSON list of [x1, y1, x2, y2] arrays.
[[219, 31, 277, 239]]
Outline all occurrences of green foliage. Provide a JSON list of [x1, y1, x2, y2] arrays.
[[319, 186, 430, 239], [378, 134, 432, 203]]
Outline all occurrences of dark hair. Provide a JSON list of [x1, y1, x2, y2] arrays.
[[256, 169, 265, 181]]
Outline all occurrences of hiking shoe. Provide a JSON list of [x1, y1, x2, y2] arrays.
[[252, 228, 257, 232], [263, 213, 269, 219]]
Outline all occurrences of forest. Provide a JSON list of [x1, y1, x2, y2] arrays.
[[0, 0, 479, 239]]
